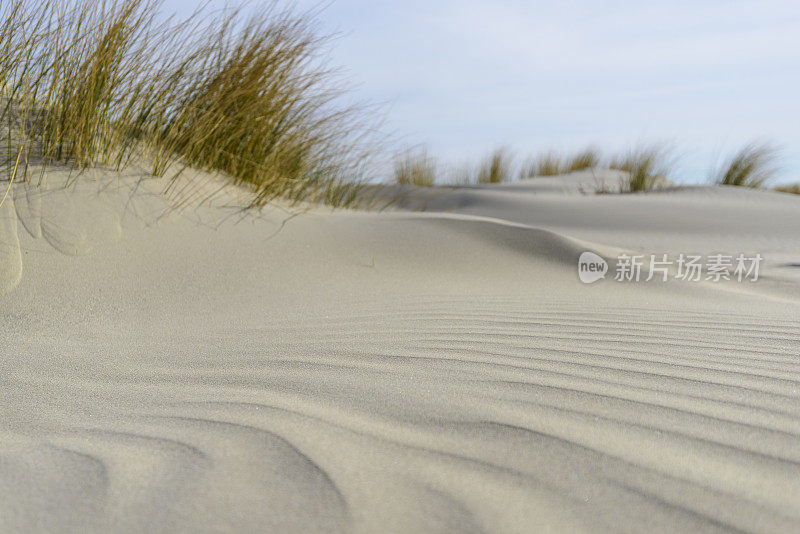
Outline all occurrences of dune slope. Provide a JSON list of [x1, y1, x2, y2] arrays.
[[2, 169, 800, 533]]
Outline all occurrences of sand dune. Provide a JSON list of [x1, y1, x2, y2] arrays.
[[2, 169, 800, 533]]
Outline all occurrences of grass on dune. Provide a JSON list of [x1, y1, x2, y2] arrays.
[[519, 147, 602, 178], [393, 147, 437, 186], [520, 151, 563, 178], [476, 147, 513, 184], [393, 146, 514, 186], [774, 184, 800, 195], [391, 145, 600, 186], [566, 147, 601, 172], [0, 0, 377, 208], [713, 142, 780, 188], [0, 0, 159, 177], [390, 141, 791, 196], [610, 145, 673, 192], [393, 144, 677, 193]]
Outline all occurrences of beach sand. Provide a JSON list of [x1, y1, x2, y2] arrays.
[[2, 168, 800, 532]]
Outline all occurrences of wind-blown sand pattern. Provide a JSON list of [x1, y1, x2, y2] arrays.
[[2, 169, 800, 533], [0, 190, 22, 293]]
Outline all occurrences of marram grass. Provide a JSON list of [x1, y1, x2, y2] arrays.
[[566, 147, 601, 172], [0, 0, 377, 208], [476, 147, 513, 184], [519, 147, 601, 179], [610, 145, 673, 192], [714, 142, 780, 188], [774, 183, 800, 195], [393, 147, 437, 186], [392, 146, 514, 186], [389, 142, 790, 196], [520, 151, 563, 178]]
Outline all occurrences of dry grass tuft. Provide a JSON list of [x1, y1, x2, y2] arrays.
[[393, 147, 437, 186], [476, 147, 513, 184], [713, 142, 780, 188], [774, 183, 800, 195], [520, 151, 563, 178], [385, 143, 677, 195], [0, 0, 163, 179], [566, 147, 601, 172], [0, 0, 377, 208], [519, 147, 602, 179], [610, 145, 673, 192]]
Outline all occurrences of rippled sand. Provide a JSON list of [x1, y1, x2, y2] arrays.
[[2, 169, 800, 532]]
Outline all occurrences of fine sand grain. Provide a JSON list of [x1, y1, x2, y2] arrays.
[[2, 168, 800, 533]]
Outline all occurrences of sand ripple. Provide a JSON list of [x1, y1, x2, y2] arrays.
[[4, 299, 800, 533], [3, 172, 800, 531]]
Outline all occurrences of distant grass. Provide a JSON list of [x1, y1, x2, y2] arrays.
[[394, 147, 437, 186], [774, 184, 800, 195], [0, 0, 377, 208], [392, 142, 792, 197], [447, 163, 477, 186], [713, 142, 780, 188], [566, 147, 601, 172], [476, 147, 513, 184], [519, 147, 602, 179], [390, 144, 679, 194], [392, 147, 515, 186], [520, 151, 563, 178], [610, 145, 672, 192]]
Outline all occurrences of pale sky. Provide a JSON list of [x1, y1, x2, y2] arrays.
[[168, 0, 800, 184]]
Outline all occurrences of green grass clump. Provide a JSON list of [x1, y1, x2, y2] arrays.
[[394, 147, 437, 186], [611, 145, 672, 192], [0, 0, 161, 177], [476, 147, 513, 184], [0, 0, 376, 207], [713, 142, 780, 188]]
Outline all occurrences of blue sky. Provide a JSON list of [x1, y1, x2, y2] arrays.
[[169, 1, 800, 184]]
